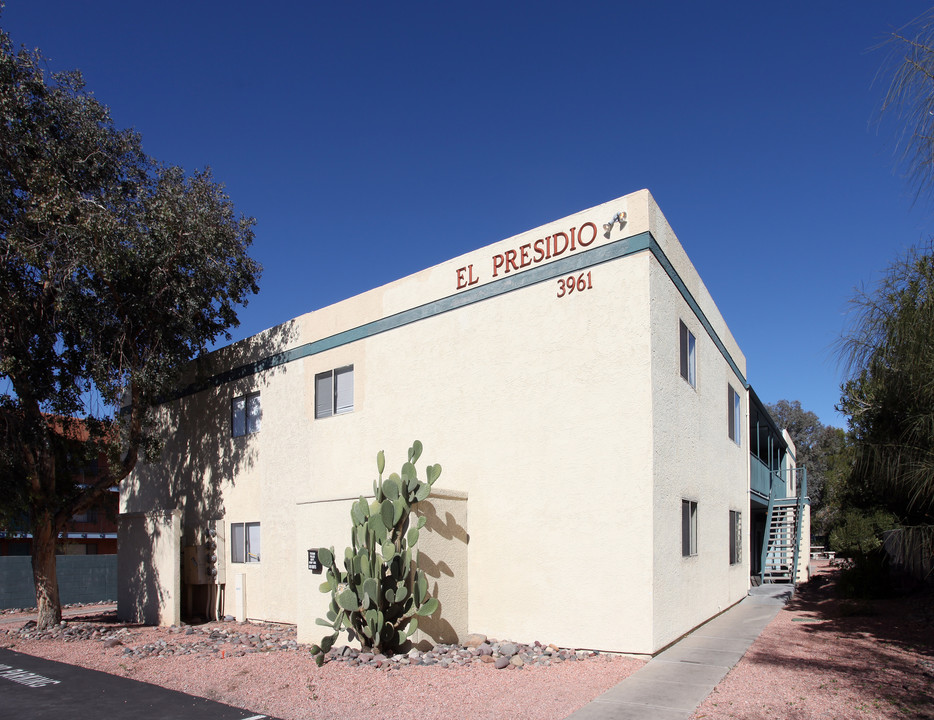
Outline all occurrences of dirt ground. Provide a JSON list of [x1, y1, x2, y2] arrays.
[[693, 561, 934, 720]]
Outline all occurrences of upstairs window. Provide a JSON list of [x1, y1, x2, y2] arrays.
[[679, 320, 696, 388], [232, 392, 261, 437], [72, 509, 98, 524], [728, 385, 741, 446], [315, 365, 354, 418]]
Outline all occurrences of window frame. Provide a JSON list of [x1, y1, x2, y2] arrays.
[[681, 499, 698, 557], [230, 521, 261, 563], [315, 365, 354, 419], [729, 510, 742, 565], [72, 509, 98, 524], [232, 392, 262, 437], [679, 320, 696, 388], [727, 384, 741, 446]]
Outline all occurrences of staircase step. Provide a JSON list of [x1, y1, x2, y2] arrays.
[[764, 497, 801, 586]]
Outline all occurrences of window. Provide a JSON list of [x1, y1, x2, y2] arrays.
[[72, 509, 98, 524], [727, 385, 741, 445], [231, 522, 261, 563], [682, 500, 697, 557], [729, 510, 742, 565], [232, 392, 261, 437], [679, 320, 696, 388], [315, 365, 354, 418]]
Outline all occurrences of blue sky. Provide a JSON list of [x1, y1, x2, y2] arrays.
[[4, 1, 933, 429]]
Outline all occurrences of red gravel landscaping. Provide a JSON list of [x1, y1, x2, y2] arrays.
[[693, 561, 934, 720], [2, 561, 931, 719]]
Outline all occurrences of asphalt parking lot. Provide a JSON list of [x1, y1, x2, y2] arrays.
[[0, 648, 280, 720]]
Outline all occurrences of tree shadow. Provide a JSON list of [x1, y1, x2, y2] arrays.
[[119, 320, 297, 625], [742, 564, 934, 717]]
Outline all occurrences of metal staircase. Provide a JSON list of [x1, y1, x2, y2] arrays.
[[762, 498, 800, 584]]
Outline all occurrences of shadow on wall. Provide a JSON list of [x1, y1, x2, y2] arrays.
[[119, 321, 298, 625], [412, 494, 469, 648]]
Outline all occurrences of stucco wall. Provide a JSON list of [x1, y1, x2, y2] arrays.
[[648, 257, 750, 650], [118, 510, 180, 626], [124, 189, 755, 654], [294, 488, 468, 648]]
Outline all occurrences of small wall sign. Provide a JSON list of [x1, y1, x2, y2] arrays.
[[307, 549, 322, 574]]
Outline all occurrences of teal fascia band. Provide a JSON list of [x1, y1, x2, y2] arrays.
[[176, 231, 746, 400]]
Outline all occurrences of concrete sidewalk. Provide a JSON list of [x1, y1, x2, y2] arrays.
[[566, 585, 791, 719]]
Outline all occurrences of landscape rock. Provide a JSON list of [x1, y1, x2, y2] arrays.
[[2, 607, 608, 673], [463, 633, 487, 648], [499, 641, 518, 657]]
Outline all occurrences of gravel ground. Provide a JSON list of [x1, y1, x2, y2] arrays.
[[0, 610, 644, 720], [693, 562, 934, 720], [4, 562, 931, 720]]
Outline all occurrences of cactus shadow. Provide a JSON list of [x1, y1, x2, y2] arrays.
[[409, 585, 459, 651], [411, 495, 468, 648], [419, 504, 469, 544]]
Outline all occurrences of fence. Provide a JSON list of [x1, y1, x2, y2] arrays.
[[0, 555, 117, 610]]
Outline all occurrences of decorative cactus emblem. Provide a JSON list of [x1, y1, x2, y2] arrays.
[[310, 441, 441, 665]]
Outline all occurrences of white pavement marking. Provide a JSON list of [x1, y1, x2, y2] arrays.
[[0, 663, 61, 688]]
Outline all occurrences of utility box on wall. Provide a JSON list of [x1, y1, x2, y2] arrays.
[[206, 523, 226, 585], [183, 522, 227, 585]]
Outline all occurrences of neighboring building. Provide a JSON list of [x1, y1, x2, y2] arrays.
[[120, 189, 808, 654], [1, 437, 118, 557]]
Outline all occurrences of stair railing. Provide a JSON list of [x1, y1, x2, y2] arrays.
[[760, 470, 777, 582]]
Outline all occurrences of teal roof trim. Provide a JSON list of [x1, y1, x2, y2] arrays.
[[176, 230, 746, 399], [647, 237, 748, 388]]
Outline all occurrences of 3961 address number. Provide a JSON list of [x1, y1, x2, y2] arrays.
[[557, 271, 593, 298]]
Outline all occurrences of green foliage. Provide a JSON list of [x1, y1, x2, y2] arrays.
[[837, 245, 934, 523], [310, 441, 441, 665], [0, 20, 260, 627], [767, 400, 851, 531], [879, 10, 934, 203], [830, 509, 896, 558], [766, 400, 856, 539], [830, 509, 897, 598], [812, 427, 857, 533]]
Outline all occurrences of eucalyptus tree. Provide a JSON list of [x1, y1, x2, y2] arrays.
[[766, 400, 849, 525], [0, 25, 260, 628]]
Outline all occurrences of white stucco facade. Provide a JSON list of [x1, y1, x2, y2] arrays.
[[121, 189, 799, 655]]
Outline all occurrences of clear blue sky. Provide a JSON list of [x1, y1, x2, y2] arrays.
[[4, 1, 933, 429]]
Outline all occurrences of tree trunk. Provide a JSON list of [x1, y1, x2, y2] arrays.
[[31, 512, 62, 630]]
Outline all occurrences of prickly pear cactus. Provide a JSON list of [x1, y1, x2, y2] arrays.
[[310, 441, 442, 665]]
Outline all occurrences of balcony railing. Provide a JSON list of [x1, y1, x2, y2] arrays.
[[751, 458, 808, 502]]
